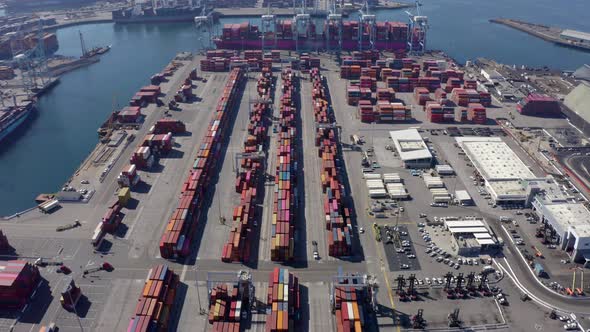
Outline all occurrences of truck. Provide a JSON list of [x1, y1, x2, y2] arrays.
[[534, 262, 545, 277], [152, 118, 186, 134], [38, 199, 60, 214], [117, 164, 140, 188]]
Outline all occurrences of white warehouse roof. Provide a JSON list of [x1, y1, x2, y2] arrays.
[[561, 29, 590, 42], [544, 203, 590, 238], [476, 238, 496, 245], [389, 129, 433, 161], [449, 227, 490, 234], [455, 190, 472, 201], [445, 220, 485, 228], [457, 138, 535, 180], [474, 232, 492, 239]]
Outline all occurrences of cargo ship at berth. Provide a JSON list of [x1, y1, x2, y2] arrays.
[[0, 103, 35, 143], [112, 0, 202, 24], [213, 20, 410, 51]]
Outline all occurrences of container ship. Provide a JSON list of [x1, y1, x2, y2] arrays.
[[112, 1, 203, 24], [214, 20, 409, 51], [0, 103, 35, 143]]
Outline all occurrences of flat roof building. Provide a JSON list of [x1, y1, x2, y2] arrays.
[[455, 190, 473, 205], [389, 129, 433, 169], [532, 194, 590, 264], [456, 137, 544, 204], [561, 29, 590, 46], [442, 217, 500, 256]]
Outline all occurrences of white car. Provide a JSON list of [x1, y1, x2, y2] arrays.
[[313, 251, 320, 260], [400, 264, 410, 269], [425, 278, 431, 284]]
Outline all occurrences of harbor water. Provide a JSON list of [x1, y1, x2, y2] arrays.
[[1, 0, 590, 215]]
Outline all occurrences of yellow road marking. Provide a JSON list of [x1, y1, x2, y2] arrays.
[[374, 230, 401, 332]]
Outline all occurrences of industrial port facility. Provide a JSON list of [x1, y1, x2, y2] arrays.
[[3, 1, 590, 332]]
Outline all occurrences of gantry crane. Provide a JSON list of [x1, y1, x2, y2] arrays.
[[406, 0, 428, 54], [358, 1, 376, 51]]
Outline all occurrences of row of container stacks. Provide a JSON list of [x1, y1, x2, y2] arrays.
[[0, 260, 40, 310], [208, 0, 257, 8], [450, 88, 484, 107], [266, 268, 300, 332], [209, 277, 253, 329], [90, 195, 124, 249], [299, 54, 320, 71], [150, 118, 186, 135], [130, 85, 161, 107], [340, 21, 407, 41], [150, 61, 183, 85], [424, 101, 455, 123], [117, 106, 142, 123], [333, 286, 367, 332], [310, 68, 353, 257], [159, 68, 245, 259], [208, 283, 247, 331], [128, 265, 179, 332], [222, 67, 274, 263], [201, 50, 280, 72], [271, 67, 298, 262]]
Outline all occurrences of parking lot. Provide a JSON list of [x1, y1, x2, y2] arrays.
[[379, 225, 422, 272]]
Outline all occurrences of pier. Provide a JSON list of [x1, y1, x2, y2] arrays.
[[490, 18, 590, 52]]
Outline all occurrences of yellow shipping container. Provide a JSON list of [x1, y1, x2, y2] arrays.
[[277, 311, 283, 330], [354, 321, 362, 332], [278, 282, 284, 301], [272, 302, 278, 312], [118, 187, 131, 207], [352, 302, 360, 321]]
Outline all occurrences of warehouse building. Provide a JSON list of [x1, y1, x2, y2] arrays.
[[480, 68, 504, 84], [389, 129, 433, 169], [443, 217, 500, 256], [563, 82, 590, 137], [532, 186, 590, 264], [455, 190, 473, 206], [560, 29, 590, 48], [456, 137, 544, 205]]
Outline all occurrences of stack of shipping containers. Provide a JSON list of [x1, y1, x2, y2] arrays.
[[208, 282, 247, 331], [222, 67, 274, 263], [0, 260, 40, 310], [266, 268, 300, 332], [450, 88, 481, 106], [160, 68, 244, 259], [333, 286, 367, 332], [271, 67, 299, 262], [128, 265, 178, 332], [310, 68, 353, 257], [467, 103, 487, 124]]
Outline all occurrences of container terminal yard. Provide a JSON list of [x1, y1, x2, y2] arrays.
[[3, 5, 590, 332]]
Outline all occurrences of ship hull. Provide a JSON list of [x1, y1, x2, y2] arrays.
[[0, 107, 34, 143], [214, 39, 407, 51], [112, 7, 203, 24]]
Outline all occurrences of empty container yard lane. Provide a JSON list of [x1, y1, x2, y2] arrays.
[[221, 65, 275, 263], [159, 68, 245, 260]]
